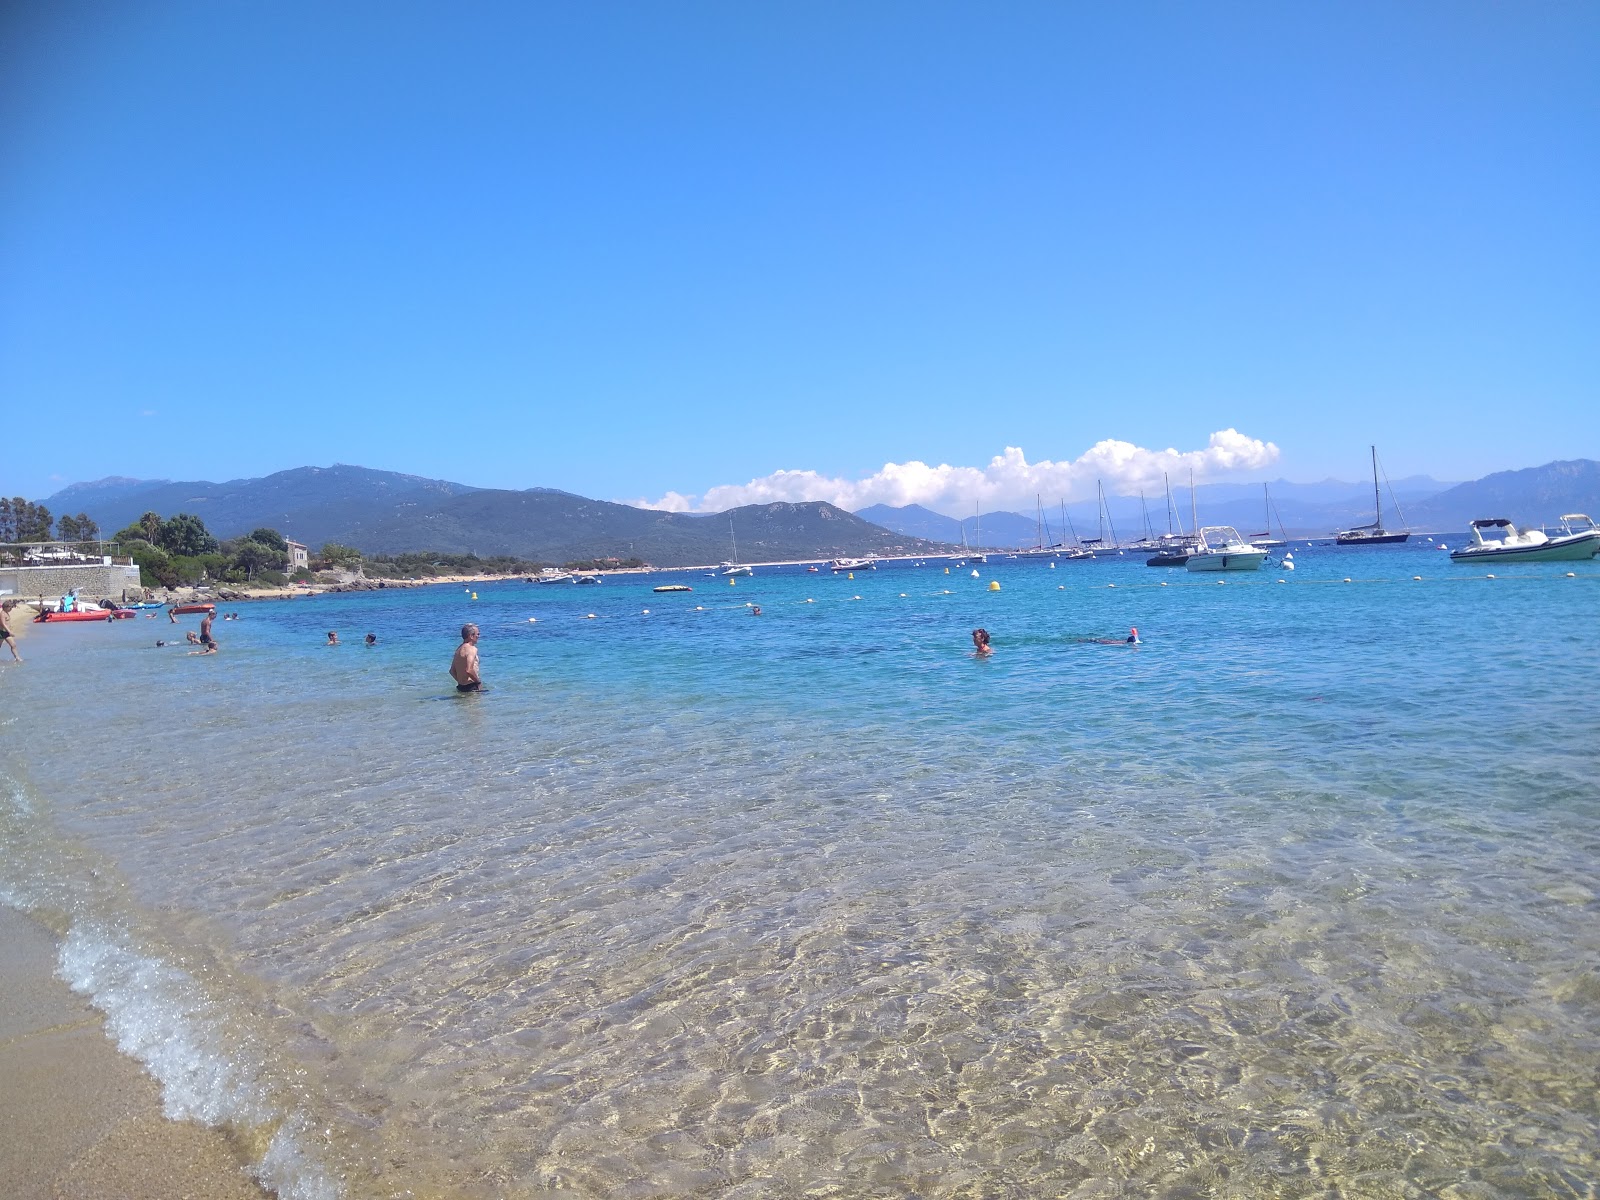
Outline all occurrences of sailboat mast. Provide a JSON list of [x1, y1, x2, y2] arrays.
[[1104, 484, 1121, 549], [1370, 445, 1381, 525], [1190, 468, 1198, 533]]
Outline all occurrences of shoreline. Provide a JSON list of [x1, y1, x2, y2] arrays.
[[0, 905, 271, 1200]]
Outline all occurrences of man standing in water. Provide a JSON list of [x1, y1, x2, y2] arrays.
[[0, 600, 21, 663], [450, 623, 482, 692], [198, 609, 218, 652]]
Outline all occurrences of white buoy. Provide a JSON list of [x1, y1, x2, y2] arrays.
[[1413, 576, 1422, 581], [1160, 582, 1168, 587], [1566, 572, 1577, 578], [1486, 574, 1495, 579], [971, 569, 980, 578], [528, 616, 538, 622], [1284, 561, 1294, 571], [1277, 579, 1285, 584], [1343, 577, 1352, 583], [641, 609, 649, 614], [899, 593, 907, 598]]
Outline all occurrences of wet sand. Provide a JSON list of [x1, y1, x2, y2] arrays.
[[0, 907, 271, 1200]]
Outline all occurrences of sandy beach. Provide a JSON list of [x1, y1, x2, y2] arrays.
[[3, 609, 271, 1197], [0, 908, 270, 1200]]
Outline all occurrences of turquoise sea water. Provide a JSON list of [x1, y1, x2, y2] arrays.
[[2, 545, 1598, 1199]]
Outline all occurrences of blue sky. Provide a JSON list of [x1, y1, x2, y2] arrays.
[[4, 2, 1596, 516]]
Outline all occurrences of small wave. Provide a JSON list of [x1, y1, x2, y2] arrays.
[[57, 923, 342, 1200]]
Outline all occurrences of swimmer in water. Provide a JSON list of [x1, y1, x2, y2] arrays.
[[972, 628, 993, 656], [326, 631, 339, 646], [365, 633, 377, 646], [450, 623, 482, 692]]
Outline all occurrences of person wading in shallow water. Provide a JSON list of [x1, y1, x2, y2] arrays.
[[450, 623, 482, 692], [0, 601, 21, 663], [971, 627, 993, 657]]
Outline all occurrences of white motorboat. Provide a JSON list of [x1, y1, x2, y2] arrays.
[[830, 557, 876, 572], [1449, 518, 1600, 564], [534, 568, 573, 584], [1184, 526, 1268, 572]]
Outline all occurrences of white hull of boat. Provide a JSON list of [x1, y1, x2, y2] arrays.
[[1450, 532, 1600, 563], [1184, 550, 1267, 572]]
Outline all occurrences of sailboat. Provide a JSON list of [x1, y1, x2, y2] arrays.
[[721, 516, 754, 575], [1084, 481, 1123, 556], [1145, 472, 1196, 565], [1336, 446, 1409, 545], [968, 503, 987, 563], [1250, 484, 1289, 548], [1056, 499, 1093, 560]]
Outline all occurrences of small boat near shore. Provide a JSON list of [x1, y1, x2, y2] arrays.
[[35, 607, 136, 622], [830, 558, 876, 572], [1185, 526, 1267, 572], [170, 603, 217, 615], [652, 584, 693, 593], [1449, 518, 1600, 564]]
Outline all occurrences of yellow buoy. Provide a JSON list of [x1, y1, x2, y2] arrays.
[[988, 580, 1000, 591], [729, 578, 736, 586], [848, 572, 854, 579]]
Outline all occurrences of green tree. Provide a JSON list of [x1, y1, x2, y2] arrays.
[[233, 540, 281, 579], [140, 511, 163, 544], [129, 542, 177, 588], [56, 512, 98, 542], [10, 500, 51, 542], [246, 527, 288, 552], [159, 513, 217, 557], [319, 542, 363, 569], [0, 498, 12, 543]]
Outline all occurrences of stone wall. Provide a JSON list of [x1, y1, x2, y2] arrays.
[[0, 563, 145, 604]]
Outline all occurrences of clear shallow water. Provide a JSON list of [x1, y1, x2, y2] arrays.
[[3, 545, 1598, 1199]]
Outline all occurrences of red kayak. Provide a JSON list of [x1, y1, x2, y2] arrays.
[[170, 603, 217, 615], [35, 608, 136, 622]]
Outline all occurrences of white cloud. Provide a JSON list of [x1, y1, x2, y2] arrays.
[[626, 429, 1280, 515]]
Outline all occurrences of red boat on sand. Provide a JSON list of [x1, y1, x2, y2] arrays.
[[35, 608, 136, 623]]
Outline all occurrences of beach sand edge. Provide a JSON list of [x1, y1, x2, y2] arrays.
[[0, 905, 274, 1200]]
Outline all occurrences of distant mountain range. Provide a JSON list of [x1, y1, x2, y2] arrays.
[[38, 459, 1600, 563], [40, 465, 950, 564], [861, 460, 1600, 546]]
